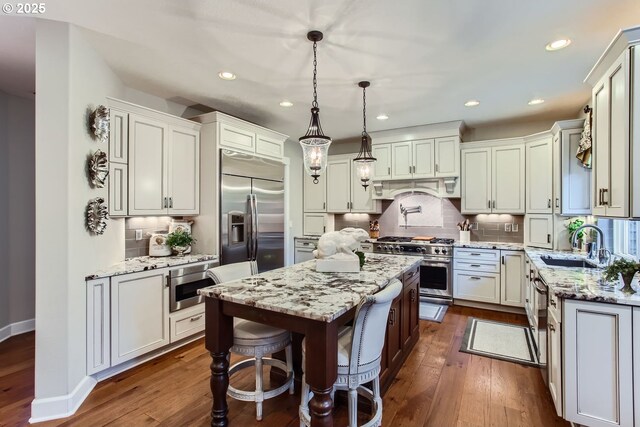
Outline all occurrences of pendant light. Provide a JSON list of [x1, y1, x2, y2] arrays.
[[353, 81, 376, 190], [299, 30, 332, 184]]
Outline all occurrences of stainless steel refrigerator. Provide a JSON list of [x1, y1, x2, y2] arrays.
[[220, 150, 285, 272]]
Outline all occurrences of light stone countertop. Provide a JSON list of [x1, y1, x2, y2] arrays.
[[86, 254, 219, 280], [198, 253, 422, 322], [454, 241, 526, 251]]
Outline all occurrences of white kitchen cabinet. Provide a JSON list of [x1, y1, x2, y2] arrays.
[[109, 108, 128, 163], [111, 270, 170, 366], [169, 304, 205, 344], [500, 251, 524, 307], [548, 307, 562, 417], [372, 144, 391, 180], [564, 299, 633, 427], [391, 142, 413, 180], [434, 136, 460, 177], [526, 136, 553, 214], [453, 270, 500, 304], [87, 278, 110, 375], [256, 134, 284, 159], [633, 307, 640, 426], [560, 128, 591, 215], [219, 122, 256, 153], [412, 139, 434, 178], [461, 142, 525, 214], [303, 213, 328, 236], [303, 170, 327, 212], [524, 214, 553, 249], [388, 137, 457, 180], [295, 238, 318, 263], [167, 126, 200, 215], [326, 155, 381, 214], [108, 163, 128, 217]]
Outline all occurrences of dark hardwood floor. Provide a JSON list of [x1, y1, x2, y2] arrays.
[[1, 306, 569, 427]]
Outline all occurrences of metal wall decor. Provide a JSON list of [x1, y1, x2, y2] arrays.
[[88, 149, 109, 188], [90, 105, 110, 143], [86, 197, 109, 235]]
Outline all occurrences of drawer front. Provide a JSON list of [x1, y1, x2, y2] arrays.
[[454, 271, 500, 304], [170, 308, 205, 343], [403, 265, 420, 283], [295, 239, 318, 249], [220, 124, 256, 152], [454, 248, 500, 262], [454, 259, 500, 273]]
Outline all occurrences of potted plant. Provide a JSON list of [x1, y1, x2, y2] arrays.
[[566, 218, 585, 251], [165, 229, 196, 257], [602, 258, 640, 294]]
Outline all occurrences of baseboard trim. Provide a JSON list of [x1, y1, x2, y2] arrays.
[[29, 376, 96, 424], [0, 318, 35, 344]]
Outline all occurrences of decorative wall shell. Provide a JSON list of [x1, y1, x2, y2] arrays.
[[86, 197, 109, 235], [90, 105, 110, 143], [88, 149, 109, 188]]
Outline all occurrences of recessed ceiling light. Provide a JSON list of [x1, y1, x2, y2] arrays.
[[376, 114, 389, 120], [464, 100, 480, 107], [528, 98, 545, 105], [545, 39, 571, 51], [279, 100, 293, 107], [218, 71, 236, 80]]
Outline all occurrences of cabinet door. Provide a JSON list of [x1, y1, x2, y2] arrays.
[[500, 251, 524, 307], [524, 214, 553, 249], [256, 134, 283, 159], [526, 137, 553, 213], [111, 271, 170, 366], [401, 277, 419, 350], [434, 136, 459, 177], [548, 309, 562, 418], [303, 213, 326, 236], [592, 77, 610, 216], [461, 148, 492, 214], [128, 114, 168, 215], [387, 295, 403, 368], [87, 278, 110, 375], [561, 129, 592, 215], [492, 144, 525, 214], [168, 126, 200, 215], [412, 139, 434, 178], [303, 171, 327, 212], [453, 270, 500, 304], [391, 142, 413, 180], [109, 108, 128, 163], [552, 132, 562, 214], [219, 123, 256, 153], [564, 300, 633, 427], [633, 307, 640, 426], [372, 144, 391, 180], [351, 160, 378, 213], [108, 163, 128, 217], [326, 158, 351, 213]]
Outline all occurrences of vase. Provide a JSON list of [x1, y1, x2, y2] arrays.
[[620, 273, 636, 294], [173, 245, 188, 257]]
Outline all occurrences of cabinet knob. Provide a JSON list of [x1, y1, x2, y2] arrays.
[[547, 199, 551, 208]]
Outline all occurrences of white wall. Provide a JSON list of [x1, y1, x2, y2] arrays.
[[0, 92, 9, 330], [285, 140, 303, 263]]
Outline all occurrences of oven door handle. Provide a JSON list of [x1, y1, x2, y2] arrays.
[[422, 257, 451, 264]]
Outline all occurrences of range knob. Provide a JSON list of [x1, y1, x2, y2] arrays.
[[417, 247, 426, 254], [441, 249, 448, 255], [396, 245, 404, 252], [385, 245, 392, 252], [434, 248, 441, 254]]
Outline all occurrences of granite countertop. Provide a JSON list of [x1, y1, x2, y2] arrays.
[[454, 241, 525, 251], [295, 236, 320, 240], [525, 248, 640, 307], [198, 253, 422, 322], [86, 254, 219, 280]]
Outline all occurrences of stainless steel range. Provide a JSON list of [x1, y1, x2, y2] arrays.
[[372, 236, 453, 304]]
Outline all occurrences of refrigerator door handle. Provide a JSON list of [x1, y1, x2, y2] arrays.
[[246, 195, 253, 260], [252, 194, 259, 260]]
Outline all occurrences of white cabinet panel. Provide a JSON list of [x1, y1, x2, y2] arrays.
[[607, 57, 630, 217], [168, 127, 200, 215], [453, 271, 500, 304], [87, 278, 110, 375], [326, 158, 351, 213], [219, 123, 255, 152], [461, 148, 491, 214], [526, 137, 553, 214], [303, 170, 327, 212], [109, 109, 128, 163], [548, 309, 562, 417], [561, 129, 591, 215], [111, 271, 169, 366], [391, 142, 413, 180], [412, 139, 434, 178], [500, 251, 524, 307], [564, 300, 633, 427], [372, 144, 391, 180], [434, 136, 459, 177], [256, 134, 284, 159], [303, 213, 327, 236], [633, 307, 640, 426], [592, 80, 610, 217], [169, 305, 205, 343], [108, 163, 128, 217], [524, 214, 553, 249], [492, 144, 525, 214]]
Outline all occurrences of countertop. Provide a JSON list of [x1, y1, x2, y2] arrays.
[[454, 241, 525, 251], [86, 254, 219, 280], [198, 253, 422, 322]]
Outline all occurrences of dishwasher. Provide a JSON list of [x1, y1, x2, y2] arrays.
[[294, 238, 318, 263]]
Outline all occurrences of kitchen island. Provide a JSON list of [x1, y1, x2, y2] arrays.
[[199, 253, 422, 427]]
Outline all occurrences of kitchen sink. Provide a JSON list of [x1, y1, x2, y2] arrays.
[[540, 257, 598, 269]]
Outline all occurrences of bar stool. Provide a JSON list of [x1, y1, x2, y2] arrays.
[[298, 278, 403, 427], [207, 261, 295, 421]]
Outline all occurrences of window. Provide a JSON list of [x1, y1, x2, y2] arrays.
[[611, 220, 639, 259]]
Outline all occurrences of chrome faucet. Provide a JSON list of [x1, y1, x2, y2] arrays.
[[571, 224, 610, 264]]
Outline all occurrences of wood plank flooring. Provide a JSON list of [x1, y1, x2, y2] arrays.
[[0, 306, 569, 427]]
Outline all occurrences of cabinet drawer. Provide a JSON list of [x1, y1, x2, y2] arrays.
[[548, 290, 561, 322], [219, 124, 256, 152], [454, 271, 500, 304], [403, 265, 420, 283], [170, 307, 205, 343], [454, 248, 500, 262], [454, 259, 500, 273], [256, 134, 283, 159]]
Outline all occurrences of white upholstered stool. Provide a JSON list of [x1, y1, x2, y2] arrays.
[[207, 261, 295, 421], [298, 279, 403, 427]]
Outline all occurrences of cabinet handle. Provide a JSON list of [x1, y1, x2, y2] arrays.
[[165, 276, 170, 288], [387, 167, 391, 175], [435, 163, 439, 173], [409, 166, 412, 174], [410, 288, 417, 302], [190, 314, 203, 322], [388, 308, 395, 325], [323, 226, 326, 233], [323, 202, 325, 210], [550, 298, 556, 308], [602, 188, 609, 205], [492, 200, 496, 209], [469, 276, 482, 280], [547, 234, 551, 244], [163, 197, 168, 208], [501, 256, 505, 265], [598, 188, 603, 206], [470, 253, 482, 256], [169, 197, 173, 208], [555, 198, 560, 208], [547, 199, 551, 208], [406, 270, 416, 278], [470, 264, 482, 267], [525, 298, 529, 303], [488, 200, 491, 209], [549, 324, 556, 332]]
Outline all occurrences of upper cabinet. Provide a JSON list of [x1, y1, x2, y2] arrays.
[[388, 137, 458, 180], [372, 144, 392, 180], [461, 140, 525, 214], [326, 155, 381, 214], [303, 170, 327, 212], [585, 28, 640, 218], [525, 134, 553, 214], [107, 98, 202, 217]]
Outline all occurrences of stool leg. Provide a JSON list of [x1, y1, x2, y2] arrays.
[[373, 376, 381, 416], [286, 344, 295, 395], [348, 386, 358, 427], [255, 356, 264, 421], [299, 373, 310, 427]]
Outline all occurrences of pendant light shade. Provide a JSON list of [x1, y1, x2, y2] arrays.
[[299, 31, 332, 184], [353, 81, 376, 190]]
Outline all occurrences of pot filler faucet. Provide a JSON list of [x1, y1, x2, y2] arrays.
[[571, 224, 610, 264], [399, 204, 421, 229]]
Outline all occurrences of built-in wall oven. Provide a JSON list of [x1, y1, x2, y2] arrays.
[[169, 261, 219, 312]]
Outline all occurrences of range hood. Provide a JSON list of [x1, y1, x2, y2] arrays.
[[372, 177, 459, 200]]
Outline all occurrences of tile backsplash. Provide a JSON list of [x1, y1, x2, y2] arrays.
[[124, 217, 173, 258], [334, 193, 524, 243]]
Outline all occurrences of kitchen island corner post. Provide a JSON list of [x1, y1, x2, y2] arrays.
[[304, 320, 339, 427], [205, 296, 234, 427]]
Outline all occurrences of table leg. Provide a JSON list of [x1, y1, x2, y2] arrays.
[[205, 298, 234, 427], [305, 322, 338, 427]]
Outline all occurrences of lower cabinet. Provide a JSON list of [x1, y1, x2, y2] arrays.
[[548, 307, 562, 417], [402, 276, 420, 348], [87, 278, 111, 375], [169, 305, 206, 343], [454, 271, 500, 304], [564, 299, 633, 427], [500, 251, 525, 307]]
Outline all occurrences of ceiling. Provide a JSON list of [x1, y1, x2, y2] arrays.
[[2, 1, 639, 139]]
